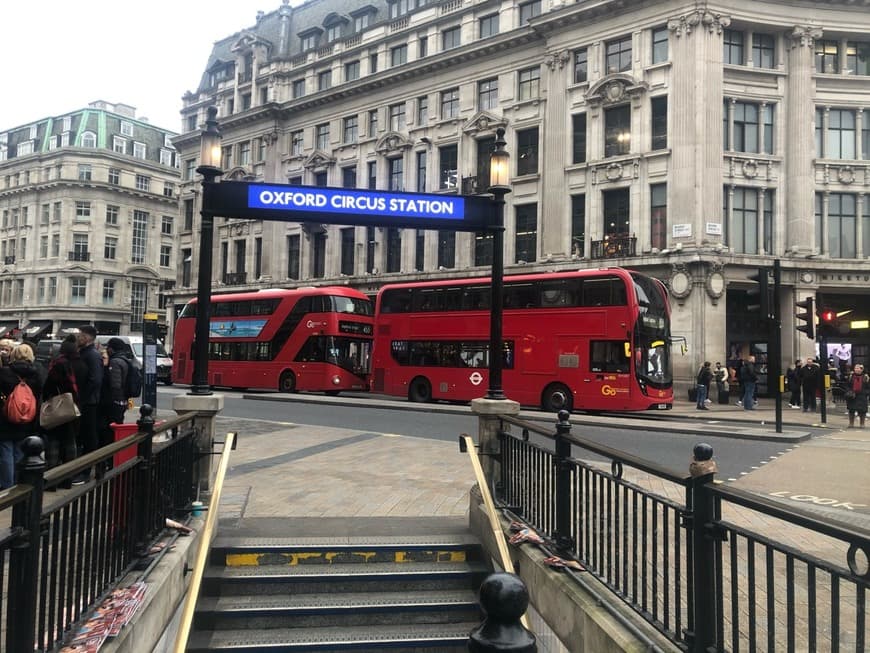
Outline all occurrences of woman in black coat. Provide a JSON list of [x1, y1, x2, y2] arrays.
[[0, 344, 44, 489], [845, 363, 869, 429], [42, 338, 81, 469]]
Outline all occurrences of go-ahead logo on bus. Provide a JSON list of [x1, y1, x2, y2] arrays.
[[601, 385, 618, 397]]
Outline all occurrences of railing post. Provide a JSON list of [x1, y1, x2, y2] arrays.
[[468, 572, 537, 652], [9, 436, 46, 653], [553, 409, 575, 552], [134, 404, 155, 556], [688, 443, 717, 653]]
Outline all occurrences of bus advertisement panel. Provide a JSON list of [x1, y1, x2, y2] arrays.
[[371, 268, 673, 412], [173, 287, 373, 393]]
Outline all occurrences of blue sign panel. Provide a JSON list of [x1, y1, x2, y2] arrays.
[[210, 318, 267, 338], [206, 181, 493, 232]]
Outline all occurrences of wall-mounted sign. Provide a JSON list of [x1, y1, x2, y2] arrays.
[[706, 222, 723, 236], [672, 224, 692, 238], [207, 181, 494, 232]]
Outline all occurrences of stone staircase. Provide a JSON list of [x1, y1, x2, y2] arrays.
[[185, 521, 488, 652]]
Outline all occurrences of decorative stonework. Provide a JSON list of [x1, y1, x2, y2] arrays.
[[837, 166, 855, 184], [590, 158, 640, 185], [262, 130, 279, 146], [705, 263, 726, 304], [303, 150, 335, 170], [789, 26, 824, 49], [586, 74, 649, 108], [742, 159, 759, 179], [669, 264, 692, 300], [544, 50, 570, 70], [375, 132, 412, 155], [667, 10, 731, 38], [462, 111, 507, 136]]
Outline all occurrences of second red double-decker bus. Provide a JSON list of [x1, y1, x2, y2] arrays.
[[371, 268, 672, 412], [173, 287, 373, 393]]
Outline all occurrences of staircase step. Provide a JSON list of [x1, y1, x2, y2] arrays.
[[195, 589, 480, 629], [186, 622, 477, 652], [202, 560, 489, 595]]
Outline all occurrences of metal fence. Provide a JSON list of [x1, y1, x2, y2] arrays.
[[0, 406, 201, 652], [496, 410, 870, 652]]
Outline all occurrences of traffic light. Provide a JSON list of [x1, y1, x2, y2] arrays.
[[818, 308, 838, 337], [746, 267, 770, 317], [795, 296, 815, 340]]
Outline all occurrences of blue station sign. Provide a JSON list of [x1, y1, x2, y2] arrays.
[[207, 181, 494, 232]]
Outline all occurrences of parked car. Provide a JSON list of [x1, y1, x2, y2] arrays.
[[96, 335, 173, 385]]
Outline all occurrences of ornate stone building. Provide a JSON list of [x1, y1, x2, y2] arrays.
[[172, 0, 870, 391], [0, 101, 180, 339]]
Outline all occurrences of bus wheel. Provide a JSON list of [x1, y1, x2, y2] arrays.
[[279, 371, 296, 393], [542, 384, 573, 413], [408, 377, 432, 403]]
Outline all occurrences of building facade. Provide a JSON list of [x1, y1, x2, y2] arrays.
[[172, 0, 870, 391], [0, 101, 180, 340]]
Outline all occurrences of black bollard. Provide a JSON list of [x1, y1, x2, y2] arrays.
[[468, 572, 537, 652]]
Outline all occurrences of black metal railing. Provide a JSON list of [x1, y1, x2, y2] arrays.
[[0, 406, 200, 652], [222, 271, 247, 285], [67, 250, 90, 262], [495, 410, 870, 652], [591, 234, 636, 259]]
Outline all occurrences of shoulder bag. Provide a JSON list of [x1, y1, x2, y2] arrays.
[[40, 392, 81, 430]]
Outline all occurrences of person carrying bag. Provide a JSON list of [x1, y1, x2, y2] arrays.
[[41, 337, 81, 470]]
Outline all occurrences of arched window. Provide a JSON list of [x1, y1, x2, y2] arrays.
[[81, 131, 97, 148]]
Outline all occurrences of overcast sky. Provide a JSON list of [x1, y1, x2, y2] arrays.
[[1, 1, 280, 133]]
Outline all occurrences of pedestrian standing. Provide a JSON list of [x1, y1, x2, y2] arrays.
[[786, 360, 802, 408], [74, 326, 103, 484], [740, 355, 758, 410], [696, 362, 712, 410], [42, 338, 81, 470], [0, 338, 15, 366], [799, 357, 820, 412], [0, 344, 44, 489], [98, 338, 130, 451], [845, 363, 869, 428], [714, 362, 728, 402]]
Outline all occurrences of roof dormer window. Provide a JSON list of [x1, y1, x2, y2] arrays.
[[299, 27, 323, 51]]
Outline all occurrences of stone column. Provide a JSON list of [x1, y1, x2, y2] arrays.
[[540, 50, 571, 259], [667, 9, 731, 246], [785, 26, 823, 255], [857, 193, 865, 259], [758, 188, 766, 254]]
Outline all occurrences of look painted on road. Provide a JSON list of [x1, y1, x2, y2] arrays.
[[769, 490, 867, 511]]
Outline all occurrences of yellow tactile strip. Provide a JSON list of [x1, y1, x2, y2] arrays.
[[226, 549, 467, 566]]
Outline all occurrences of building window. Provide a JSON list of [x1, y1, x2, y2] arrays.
[[78, 164, 92, 181], [650, 184, 667, 251], [354, 13, 370, 32], [391, 44, 407, 67], [130, 282, 147, 330], [572, 114, 586, 164], [105, 236, 117, 260], [604, 105, 631, 157], [727, 187, 758, 254], [318, 69, 332, 91], [183, 159, 195, 180], [48, 277, 57, 301], [301, 33, 318, 50], [164, 182, 174, 197], [815, 40, 839, 73], [518, 66, 540, 101], [160, 148, 174, 166], [442, 26, 461, 51], [183, 200, 194, 231], [326, 23, 341, 41], [846, 41, 870, 76], [120, 121, 134, 137], [254, 238, 262, 280], [516, 127, 539, 175], [314, 172, 328, 187], [606, 35, 632, 73], [439, 144, 458, 189], [389, 157, 404, 191], [113, 136, 126, 153], [341, 165, 357, 189], [256, 137, 266, 161], [37, 278, 45, 303], [603, 188, 630, 237], [474, 231, 493, 266], [441, 88, 459, 119], [515, 204, 537, 263], [752, 33, 775, 68], [573, 48, 588, 83], [238, 141, 250, 166], [160, 245, 172, 267], [40, 235, 48, 258], [369, 52, 379, 73], [386, 228, 402, 273], [726, 101, 774, 154], [316, 123, 330, 150], [415, 229, 425, 271], [571, 195, 585, 257], [181, 249, 192, 286], [763, 191, 774, 254], [135, 174, 150, 191], [186, 115, 197, 131], [75, 201, 91, 220], [102, 280, 115, 305], [389, 103, 406, 131], [340, 227, 355, 275], [828, 109, 856, 159], [366, 226, 376, 273], [367, 161, 377, 189], [132, 210, 148, 263], [478, 78, 498, 110], [652, 26, 668, 64], [71, 278, 87, 304], [419, 35, 428, 57], [417, 96, 428, 125], [343, 115, 359, 143], [133, 142, 146, 159], [389, 0, 411, 19], [51, 235, 60, 258], [292, 78, 305, 98], [345, 60, 360, 81], [369, 109, 379, 136], [723, 29, 744, 65], [416, 151, 427, 192], [519, 0, 540, 23], [827, 193, 857, 258], [651, 96, 668, 150], [437, 230, 455, 268], [291, 130, 304, 155], [161, 215, 173, 235], [287, 234, 301, 279], [480, 14, 499, 38]]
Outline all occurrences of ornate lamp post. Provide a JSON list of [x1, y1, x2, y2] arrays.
[[190, 106, 223, 396], [487, 128, 511, 400]]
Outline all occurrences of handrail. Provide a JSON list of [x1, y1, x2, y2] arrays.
[[172, 431, 236, 653], [460, 434, 531, 632]]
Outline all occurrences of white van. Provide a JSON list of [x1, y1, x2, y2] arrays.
[[96, 335, 173, 385]]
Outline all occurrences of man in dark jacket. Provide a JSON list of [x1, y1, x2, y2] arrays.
[[75, 325, 103, 483], [740, 355, 758, 410], [799, 357, 820, 412], [98, 338, 130, 449], [696, 362, 713, 410], [0, 343, 44, 488]]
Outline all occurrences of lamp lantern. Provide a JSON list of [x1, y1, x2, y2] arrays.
[[198, 106, 223, 172], [489, 128, 510, 190]]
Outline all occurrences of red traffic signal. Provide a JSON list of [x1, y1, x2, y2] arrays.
[[819, 309, 836, 323]]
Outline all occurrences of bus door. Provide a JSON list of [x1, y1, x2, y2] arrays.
[[583, 340, 632, 409]]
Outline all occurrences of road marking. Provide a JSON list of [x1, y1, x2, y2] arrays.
[[770, 491, 867, 511]]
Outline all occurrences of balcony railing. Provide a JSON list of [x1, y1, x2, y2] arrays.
[[68, 250, 91, 262], [223, 271, 247, 285], [591, 234, 636, 259], [237, 70, 252, 84]]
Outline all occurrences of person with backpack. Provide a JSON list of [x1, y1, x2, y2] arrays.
[[42, 338, 81, 471], [740, 355, 758, 410], [0, 343, 44, 489], [99, 338, 133, 450]]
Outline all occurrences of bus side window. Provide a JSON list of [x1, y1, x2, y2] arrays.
[[590, 340, 627, 373]]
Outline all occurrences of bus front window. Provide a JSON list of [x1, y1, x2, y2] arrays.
[[636, 336, 671, 388]]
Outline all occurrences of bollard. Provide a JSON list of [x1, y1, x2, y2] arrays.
[[687, 443, 717, 653], [553, 409, 574, 552], [134, 404, 156, 556], [468, 572, 537, 652]]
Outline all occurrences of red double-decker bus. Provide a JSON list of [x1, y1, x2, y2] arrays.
[[173, 287, 373, 393], [371, 268, 672, 412]]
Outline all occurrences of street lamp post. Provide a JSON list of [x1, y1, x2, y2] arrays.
[[487, 128, 511, 400], [190, 106, 223, 396]]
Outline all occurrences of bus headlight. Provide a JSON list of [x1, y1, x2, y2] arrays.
[[332, 376, 341, 386]]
